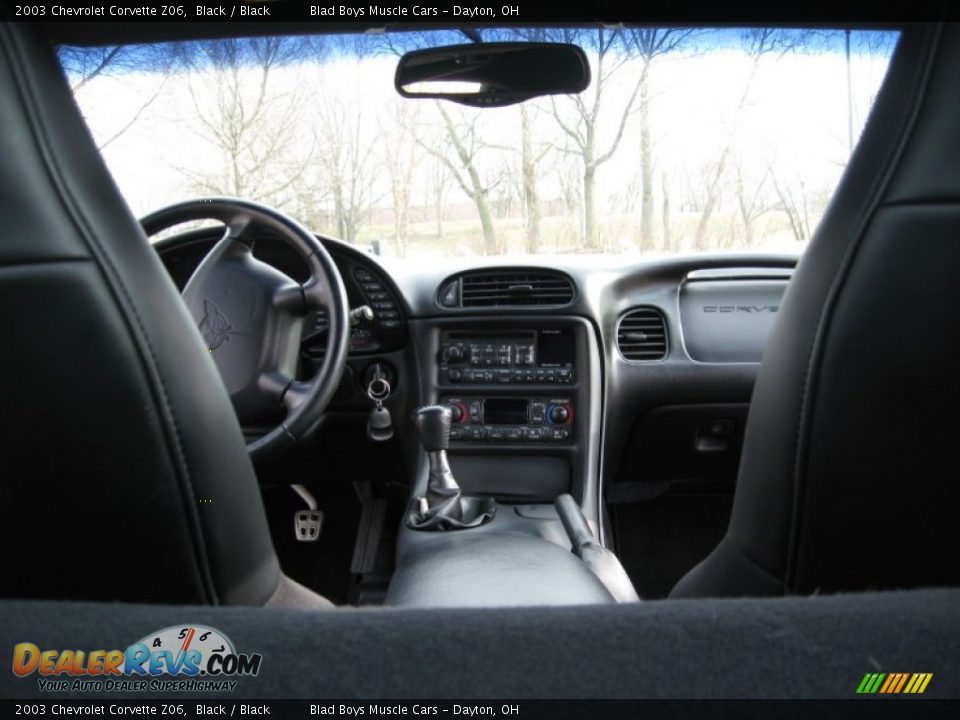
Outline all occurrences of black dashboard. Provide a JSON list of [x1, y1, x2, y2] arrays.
[[154, 226, 799, 536]]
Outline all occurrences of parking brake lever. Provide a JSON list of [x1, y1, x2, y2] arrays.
[[555, 494, 640, 603]]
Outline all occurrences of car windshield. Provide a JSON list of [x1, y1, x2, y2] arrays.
[[60, 27, 898, 258]]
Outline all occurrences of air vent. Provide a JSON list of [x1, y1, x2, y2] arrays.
[[458, 271, 575, 308], [617, 307, 668, 361]]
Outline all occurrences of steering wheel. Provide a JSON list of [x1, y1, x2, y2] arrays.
[[141, 198, 349, 461]]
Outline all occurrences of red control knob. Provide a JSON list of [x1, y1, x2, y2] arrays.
[[449, 402, 467, 423]]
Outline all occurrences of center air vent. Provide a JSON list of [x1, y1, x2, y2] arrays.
[[454, 271, 575, 308], [617, 307, 668, 361]]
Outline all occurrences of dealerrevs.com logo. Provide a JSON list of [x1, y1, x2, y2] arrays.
[[12, 625, 262, 693]]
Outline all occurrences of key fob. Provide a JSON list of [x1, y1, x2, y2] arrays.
[[367, 405, 394, 442]]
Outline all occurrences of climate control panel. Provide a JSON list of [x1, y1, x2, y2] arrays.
[[441, 396, 574, 443]]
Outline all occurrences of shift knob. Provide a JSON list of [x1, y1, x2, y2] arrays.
[[413, 405, 451, 452]]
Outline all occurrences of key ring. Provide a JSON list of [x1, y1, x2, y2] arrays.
[[367, 377, 391, 402]]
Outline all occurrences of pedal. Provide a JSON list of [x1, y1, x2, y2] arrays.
[[294, 509, 323, 542]]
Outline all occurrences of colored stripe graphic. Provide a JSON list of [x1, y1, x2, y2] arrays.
[[879, 674, 895, 693], [857, 672, 932, 694], [893, 674, 909, 693]]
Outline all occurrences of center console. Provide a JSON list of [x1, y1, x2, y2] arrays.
[[438, 329, 576, 442], [406, 316, 600, 512], [383, 315, 623, 608]]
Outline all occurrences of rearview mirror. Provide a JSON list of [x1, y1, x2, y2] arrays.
[[395, 42, 590, 108]]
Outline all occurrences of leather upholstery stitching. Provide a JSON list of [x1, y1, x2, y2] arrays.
[[1, 25, 218, 604], [784, 21, 943, 592]]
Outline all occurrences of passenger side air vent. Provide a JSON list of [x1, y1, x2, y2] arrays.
[[456, 271, 575, 308], [617, 308, 668, 361]]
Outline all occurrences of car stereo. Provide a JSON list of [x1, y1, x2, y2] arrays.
[[438, 329, 575, 385]]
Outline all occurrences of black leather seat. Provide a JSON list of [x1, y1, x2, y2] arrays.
[[0, 23, 330, 608], [672, 22, 960, 598]]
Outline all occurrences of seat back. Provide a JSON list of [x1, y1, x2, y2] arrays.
[[0, 23, 281, 605], [674, 22, 960, 598]]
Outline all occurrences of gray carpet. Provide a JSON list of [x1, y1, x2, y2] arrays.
[[1, 588, 958, 699]]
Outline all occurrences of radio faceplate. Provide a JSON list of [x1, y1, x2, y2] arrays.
[[439, 329, 575, 385], [441, 396, 574, 443]]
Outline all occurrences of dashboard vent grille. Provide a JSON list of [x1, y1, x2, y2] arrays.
[[459, 271, 575, 307], [617, 308, 668, 361]]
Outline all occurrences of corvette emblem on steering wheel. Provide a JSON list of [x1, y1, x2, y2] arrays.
[[198, 299, 234, 351]]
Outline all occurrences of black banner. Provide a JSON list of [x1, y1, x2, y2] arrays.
[[0, 0, 954, 24], [2, 700, 960, 720]]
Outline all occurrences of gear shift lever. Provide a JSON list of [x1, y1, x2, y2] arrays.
[[413, 405, 450, 453], [413, 406, 460, 512], [408, 405, 496, 531]]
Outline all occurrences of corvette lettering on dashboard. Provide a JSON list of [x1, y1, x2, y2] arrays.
[[702, 305, 779, 313]]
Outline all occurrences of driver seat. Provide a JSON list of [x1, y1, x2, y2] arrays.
[[0, 24, 331, 608]]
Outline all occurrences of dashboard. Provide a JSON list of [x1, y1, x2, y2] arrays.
[[154, 226, 798, 531]]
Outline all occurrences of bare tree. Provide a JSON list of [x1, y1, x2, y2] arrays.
[[558, 158, 582, 217], [59, 44, 175, 150], [847, 30, 900, 145], [624, 29, 699, 252], [59, 46, 125, 90], [529, 28, 643, 250], [468, 100, 552, 252], [427, 154, 452, 240], [693, 29, 817, 249], [415, 103, 499, 255], [492, 163, 518, 220], [770, 170, 813, 243], [380, 100, 421, 257], [315, 96, 379, 245], [734, 164, 776, 247], [177, 37, 316, 209], [661, 173, 674, 252], [287, 178, 333, 236], [519, 104, 552, 253]]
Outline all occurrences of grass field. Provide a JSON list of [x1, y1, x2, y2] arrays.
[[322, 207, 815, 258]]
